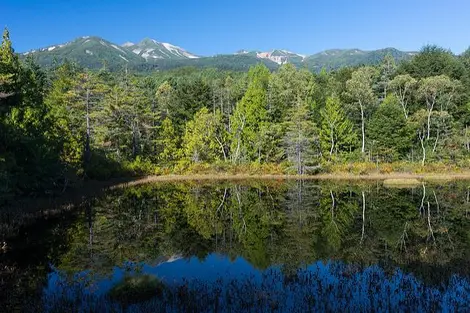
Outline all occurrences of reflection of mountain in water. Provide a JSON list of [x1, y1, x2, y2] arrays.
[[3, 180, 470, 311]]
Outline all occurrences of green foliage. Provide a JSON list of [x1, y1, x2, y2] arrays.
[[268, 64, 315, 122], [182, 107, 225, 162], [368, 95, 414, 160], [230, 64, 270, 163], [320, 96, 357, 157], [4, 28, 470, 201], [283, 97, 319, 174], [0, 28, 20, 103], [156, 117, 180, 164], [389, 74, 417, 119], [399, 45, 465, 80], [1, 29, 68, 200], [345, 66, 379, 153]]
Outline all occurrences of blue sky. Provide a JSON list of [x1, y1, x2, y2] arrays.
[[2, 0, 470, 55]]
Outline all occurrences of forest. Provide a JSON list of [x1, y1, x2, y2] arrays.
[[2, 27, 470, 200]]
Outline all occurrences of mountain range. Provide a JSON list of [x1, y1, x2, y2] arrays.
[[21, 36, 417, 72]]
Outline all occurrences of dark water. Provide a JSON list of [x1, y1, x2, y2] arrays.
[[2, 179, 470, 312]]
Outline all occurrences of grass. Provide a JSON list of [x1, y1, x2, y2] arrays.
[[114, 172, 470, 189], [383, 178, 422, 188], [110, 160, 470, 189]]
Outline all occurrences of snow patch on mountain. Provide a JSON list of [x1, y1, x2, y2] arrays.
[[119, 55, 129, 62], [142, 49, 163, 59], [111, 44, 127, 54], [125, 38, 199, 60], [161, 42, 198, 59], [256, 51, 288, 65], [162, 43, 181, 54]]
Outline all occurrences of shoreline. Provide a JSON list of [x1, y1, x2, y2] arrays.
[[113, 172, 470, 188]]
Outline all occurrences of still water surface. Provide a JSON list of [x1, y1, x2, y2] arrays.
[[2, 179, 470, 312]]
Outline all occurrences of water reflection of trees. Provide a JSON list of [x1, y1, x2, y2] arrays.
[[55, 180, 470, 282], [4, 180, 470, 311]]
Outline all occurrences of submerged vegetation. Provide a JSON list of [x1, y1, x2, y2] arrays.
[[2, 28, 470, 203]]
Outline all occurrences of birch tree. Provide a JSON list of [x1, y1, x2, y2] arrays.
[[346, 67, 378, 154], [389, 74, 417, 119], [418, 75, 456, 140]]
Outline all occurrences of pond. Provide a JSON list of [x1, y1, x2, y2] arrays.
[[2, 179, 470, 312]]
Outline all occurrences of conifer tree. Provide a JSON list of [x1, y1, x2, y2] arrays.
[[368, 95, 413, 160], [0, 28, 20, 104], [230, 65, 270, 163], [284, 97, 318, 174], [156, 117, 180, 164], [183, 107, 225, 163], [320, 96, 357, 156]]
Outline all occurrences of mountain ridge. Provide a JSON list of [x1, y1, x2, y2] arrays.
[[20, 35, 417, 72]]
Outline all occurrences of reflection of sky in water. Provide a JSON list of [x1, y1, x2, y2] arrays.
[[45, 254, 262, 296], [44, 253, 470, 312]]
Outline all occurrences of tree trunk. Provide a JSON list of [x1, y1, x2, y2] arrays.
[[426, 99, 435, 140], [401, 100, 408, 120], [330, 125, 335, 155], [420, 132, 426, 166], [360, 103, 365, 154], [427, 110, 432, 140], [84, 88, 91, 164], [361, 191, 366, 244], [297, 130, 302, 175], [432, 128, 440, 154], [132, 122, 138, 158], [215, 136, 227, 162], [466, 125, 469, 152]]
